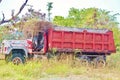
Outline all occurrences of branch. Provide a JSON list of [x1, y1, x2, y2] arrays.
[[0, 0, 28, 25], [0, 0, 2, 3], [0, 12, 10, 24]]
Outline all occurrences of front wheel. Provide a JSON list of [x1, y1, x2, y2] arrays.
[[12, 53, 25, 65]]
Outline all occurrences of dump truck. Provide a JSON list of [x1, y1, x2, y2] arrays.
[[2, 27, 116, 66]]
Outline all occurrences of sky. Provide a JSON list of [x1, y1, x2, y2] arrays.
[[0, 0, 120, 26]]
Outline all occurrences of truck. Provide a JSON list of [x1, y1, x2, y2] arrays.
[[2, 27, 116, 66]]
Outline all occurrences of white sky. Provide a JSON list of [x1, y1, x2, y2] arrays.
[[0, 0, 120, 25]]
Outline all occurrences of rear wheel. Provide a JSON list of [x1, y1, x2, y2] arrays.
[[80, 58, 89, 66], [76, 55, 90, 66], [97, 58, 106, 68], [95, 56, 106, 68]]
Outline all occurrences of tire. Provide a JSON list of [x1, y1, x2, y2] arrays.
[[12, 53, 25, 65], [97, 59, 106, 68], [96, 56, 106, 68], [77, 55, 90, 66], [80, 58, 90, 66]]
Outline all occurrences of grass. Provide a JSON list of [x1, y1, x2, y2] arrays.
[[0, 51, 120, 80]]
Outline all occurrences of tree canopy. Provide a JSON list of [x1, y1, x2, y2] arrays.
[[53, 7, 119, 29]]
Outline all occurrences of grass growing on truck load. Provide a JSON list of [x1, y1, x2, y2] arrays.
[[0, 52, 120, 80]]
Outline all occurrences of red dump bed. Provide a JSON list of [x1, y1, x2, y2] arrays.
[[48, 27, 116, 54]]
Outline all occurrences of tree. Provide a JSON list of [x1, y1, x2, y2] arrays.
[[24, 4, 46, 21], [53, 7, 119, 28], [47, 2, 53, 21], [0, 0, 28, 25], [0, 0, 2, 3], [53, 16, 74, 27]]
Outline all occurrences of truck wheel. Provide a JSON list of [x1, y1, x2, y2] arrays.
[[79, 56, 90, 66], [96, 56, 106, 68], [80, 58, 89, 66], [91, 58, 98, 68], [97, 59, 106, 68], [12, 54, 25, 65]]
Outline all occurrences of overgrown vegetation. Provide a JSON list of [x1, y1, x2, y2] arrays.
[[0, 51, 120, 80]]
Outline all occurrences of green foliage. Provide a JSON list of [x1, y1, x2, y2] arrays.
[[0, 25, 24, 41], [47, 2, 53, 11], [0, 26, 14, 42], [112, 27, 120, 46], [47, 2, 53, 21], [53, 16, 75, 27], [53, 7, 119, 28]]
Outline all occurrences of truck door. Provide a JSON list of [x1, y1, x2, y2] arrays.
[[32, 32, 44, 51]]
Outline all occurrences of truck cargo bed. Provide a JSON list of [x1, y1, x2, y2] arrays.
[[48, 27, 116, 54]]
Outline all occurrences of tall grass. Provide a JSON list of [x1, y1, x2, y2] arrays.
[[0, 51, 120, 80]]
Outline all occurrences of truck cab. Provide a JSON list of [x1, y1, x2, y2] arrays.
[[2, 40, 28, 65]]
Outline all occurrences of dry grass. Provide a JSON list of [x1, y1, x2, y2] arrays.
[[0, 51, 120, 80]]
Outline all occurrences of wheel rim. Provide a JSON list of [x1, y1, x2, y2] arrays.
[[97, 60, 106, 68], [81, 59, 89, 66], [12, 57, 22, 65]]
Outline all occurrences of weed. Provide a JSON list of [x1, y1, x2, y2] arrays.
[[0, 51, 120, 80]]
